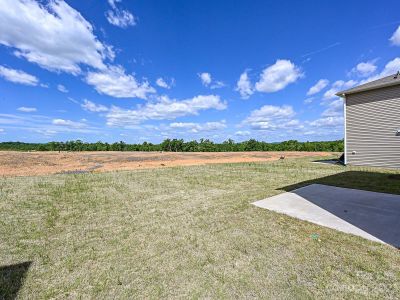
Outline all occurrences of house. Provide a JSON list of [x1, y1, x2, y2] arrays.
[[336, 73, 400, 168]]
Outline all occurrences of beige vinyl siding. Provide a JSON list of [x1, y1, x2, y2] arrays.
[[345, 84, 400, 168]]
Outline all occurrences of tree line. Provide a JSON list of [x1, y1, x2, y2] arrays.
[[0, 139, 344, 152]]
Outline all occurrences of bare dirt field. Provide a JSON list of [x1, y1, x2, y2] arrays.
[[0, 151, 334, 177]]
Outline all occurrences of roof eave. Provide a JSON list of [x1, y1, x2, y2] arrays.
[[335, 80, 400, 97]]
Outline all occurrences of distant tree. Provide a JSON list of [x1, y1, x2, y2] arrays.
[[0, 139, 344, 153]]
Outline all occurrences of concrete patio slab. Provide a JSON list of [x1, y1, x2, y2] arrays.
[[253, 184, 400, 247]]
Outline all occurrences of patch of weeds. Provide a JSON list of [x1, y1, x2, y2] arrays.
[[45, 205, 59, 229]]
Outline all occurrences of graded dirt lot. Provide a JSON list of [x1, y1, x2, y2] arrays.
[[0, 151, 334, 177]]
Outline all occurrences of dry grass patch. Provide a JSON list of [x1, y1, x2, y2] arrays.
[[1, 157, 399, 298]]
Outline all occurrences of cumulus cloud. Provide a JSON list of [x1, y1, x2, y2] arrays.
[[235, 71, 253, 99], [198, 72, 225, 89], [156, 77, 174, 89], [323, 80, 357, 100], [0, 65, 39, 86], [235, 130, 250, 136], [86, 65, 155, 99], [390, 25, 400, 46], [321, 99, 343, 117], [307, 98, 344, 134], [106, 10, 135, 28], [81, 99, 109, 112], [381, 57, 400, 75], [57, 84, 68, 93], [106, 0, 136, 28], [198, 72, 212, 86], [17, 107, 37, 113], [306, 79, 329, 96], [106, 95, 227, 127], [358, 57, 400, 85], [0, 113, 99, 135], [0, 0, 113, 75], [242, 105, 301, 131], [33, 129, 57, 137], [321, 58, 400, 101], [210, 81, 226, 89], [52, 118, 87, 129], [255, 60, 302, 93], [169, 121, 226, 133], [108, 0, 120, 8], [236, 61, 301, 98], [304, 97, 314, 104], [309, 116, 343, 127], [156, 77, 169, 89], [350, 61, 377, 77]]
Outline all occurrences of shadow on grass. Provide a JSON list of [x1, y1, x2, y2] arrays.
[[0, 262, 31, 300], [279, 170, 400, 195], [276, 171, 400, 248]]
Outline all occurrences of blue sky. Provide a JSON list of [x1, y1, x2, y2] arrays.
[[1, 0, 400, 143]]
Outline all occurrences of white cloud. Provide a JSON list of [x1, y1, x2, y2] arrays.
[[106, 11, 135, 28], [198, 72, 225, 89], [306, 79, 329, 96], [246, 105, 295, 121], [169, 121, 226, 133], [156, 77, 174, 89], [86, 65, 155, 99], [309, 116, 343, 127], [108, 0, 120, 9], [323, 80, 357, 100], [0, 0, 113, 74], [0, 128, 4, 132], [52, 118, 87, 129], [307, 89, 345, 135], [390, 26, 400, 46], [199, 72, 212, 86], [0, 65, 38, 86], [0, 113, 99, 135], [81, 99, 109, 112], [105, 1, 136, 29], [303, 130, 317, 136], [242, 105, 301, 131], [106, 95, 227, 126], [381, 57, 400, 75], [361, 57, 400, 84], [235, 71, 253, 99], [57, 84, 68, 93], [33, 129, 57, 137], [350, 61, 377, 77], [321, 57, 400, 101], [67, 97, 80, 105], [235, 130, 250, 136], [210, 81, 226, 89], [236, 61, 303, 99], [321, 99, 343, 117], [304, 97, 314, 104], [255, 59, 302, 93], [0, 113, 26, 125], [17, 107, 37, 113]]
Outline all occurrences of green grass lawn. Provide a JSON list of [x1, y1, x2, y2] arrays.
[[1, 157, 400, 299]]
